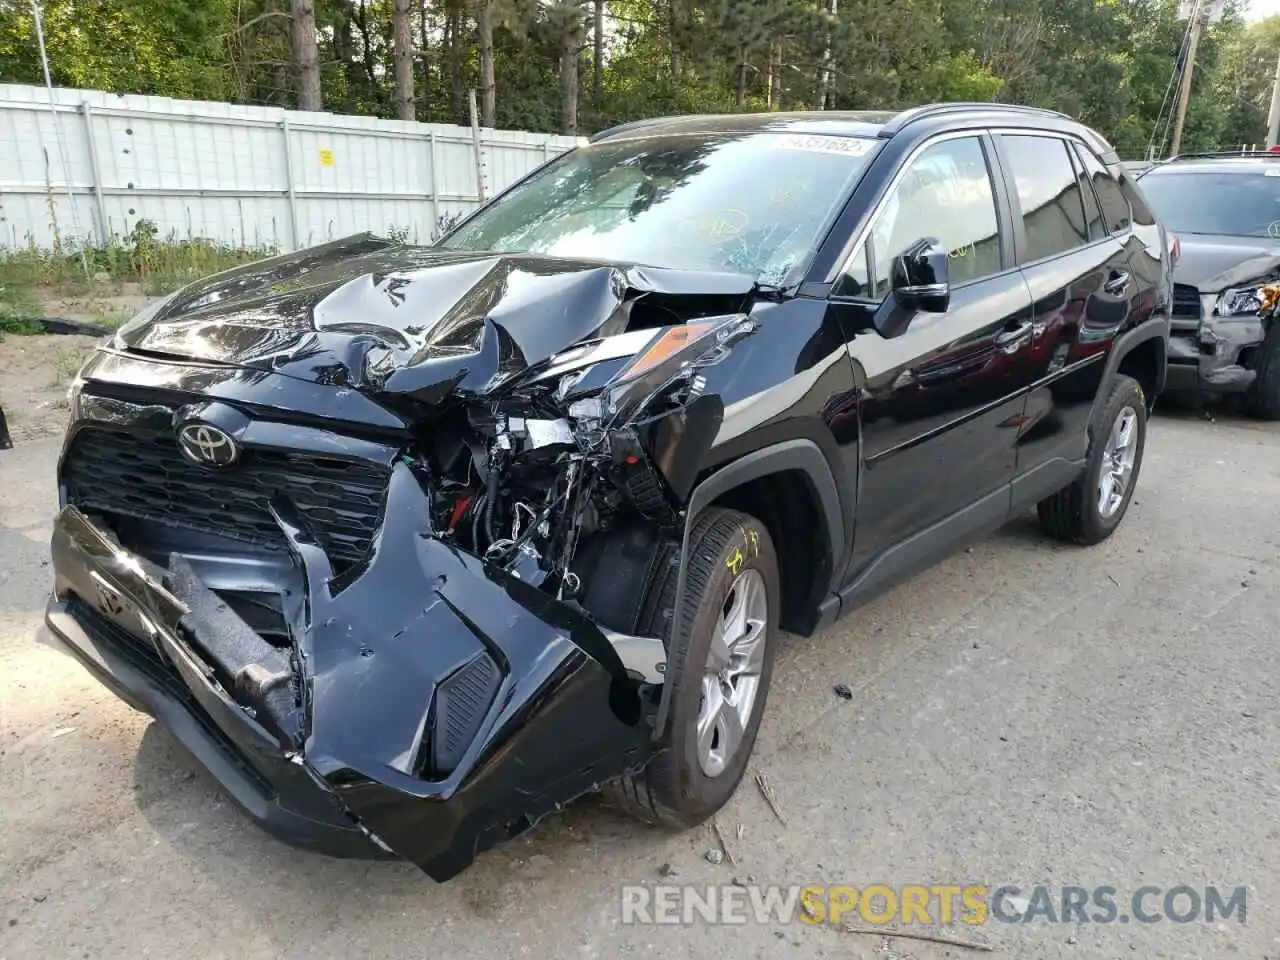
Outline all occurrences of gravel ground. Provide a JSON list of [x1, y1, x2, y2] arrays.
[[0, 406, 1276, 959]]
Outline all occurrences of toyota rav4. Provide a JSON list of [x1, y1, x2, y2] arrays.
[[46, 103, 1172, 881]]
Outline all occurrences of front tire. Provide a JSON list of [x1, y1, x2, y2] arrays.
[[605, 508, 779, 827], [1245, 324, 1280, 420], [1038, 374, 1147, 545]]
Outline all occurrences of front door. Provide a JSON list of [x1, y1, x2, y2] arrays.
[[825, 133, 1038, 582]]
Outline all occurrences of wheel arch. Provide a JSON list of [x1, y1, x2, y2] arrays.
[[652, 439, 843, 739], [1095, 319, 1169, 423]]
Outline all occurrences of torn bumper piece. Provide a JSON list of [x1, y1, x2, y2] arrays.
[[1166, 316, 1265, 395], [44, 465, 659, 880]]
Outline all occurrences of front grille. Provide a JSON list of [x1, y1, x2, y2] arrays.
[[63, 424, 390, 571], [65, 595, 275, 797], [1172, 283, 1203, 321]]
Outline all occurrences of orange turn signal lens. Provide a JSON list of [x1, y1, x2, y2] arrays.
[[618, 320, 720, 381]]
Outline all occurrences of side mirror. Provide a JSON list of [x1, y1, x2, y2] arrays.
[[891, 238, 951, 314]]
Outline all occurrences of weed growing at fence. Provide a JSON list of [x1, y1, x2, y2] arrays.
[[0, 220, 278, 326]]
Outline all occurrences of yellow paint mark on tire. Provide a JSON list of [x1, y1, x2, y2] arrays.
[[726, 547, 745, 576]]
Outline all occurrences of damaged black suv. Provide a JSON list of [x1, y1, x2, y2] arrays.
[[46, 103, 1171, 881]]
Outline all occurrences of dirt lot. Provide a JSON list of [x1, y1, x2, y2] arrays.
[[0, 334, 100, 442], [0, 288, 154, 443], [0, 375, 1277, 958]]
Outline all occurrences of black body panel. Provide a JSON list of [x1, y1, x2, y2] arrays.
[[834, 270, 1037, 580]]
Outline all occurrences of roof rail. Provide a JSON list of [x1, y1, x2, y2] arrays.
[[589, 116, 691, 143], [1167, 149, 1280, 161], [879, 102, 1072, 137], [1135, 148, 1280, 177]]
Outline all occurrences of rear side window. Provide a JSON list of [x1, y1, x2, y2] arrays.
[[1074, 145, 1132, 235], [1070, 148, 1105, 241], [1120, 173, 1157, 227], [1000, 135, 1091, 261]]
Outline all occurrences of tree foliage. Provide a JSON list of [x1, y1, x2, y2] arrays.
[[1, 0, 1277, 155]]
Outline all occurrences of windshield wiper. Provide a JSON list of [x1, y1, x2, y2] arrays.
[[749, 280, 794, 301]]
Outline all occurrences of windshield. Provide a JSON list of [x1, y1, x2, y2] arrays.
[[441, 131, 880, 285], [1138, 169, 1280, 238]]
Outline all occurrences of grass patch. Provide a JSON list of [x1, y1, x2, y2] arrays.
[[1, 219, 277, 313], [0, 280, 43, 335], [92, 307, 136, 330], [0, 283, 135, 336], [47, 345, 90, 389]]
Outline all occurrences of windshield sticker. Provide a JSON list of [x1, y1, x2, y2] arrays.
[[1266, 169, 1280, 177], [773, 134, 874, 157]]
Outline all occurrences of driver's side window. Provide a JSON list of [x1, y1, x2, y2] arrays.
[[835, 136, 1002, 299]]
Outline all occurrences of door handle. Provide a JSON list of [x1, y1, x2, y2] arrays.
[[994, 320, 1034, 349], [1103, 271, 1132, 295]]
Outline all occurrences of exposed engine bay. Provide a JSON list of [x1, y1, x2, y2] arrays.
[[419, 313, 757, 607]]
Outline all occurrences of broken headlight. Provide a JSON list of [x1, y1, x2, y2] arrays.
[[1215, 286, 1266, 318], [537, 314, 758, 426]]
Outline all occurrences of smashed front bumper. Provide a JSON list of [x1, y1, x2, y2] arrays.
[[45, 464, 660, 880], [1166, 314, 1267, 395]]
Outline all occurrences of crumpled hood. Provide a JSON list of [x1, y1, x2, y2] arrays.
[[115, 233, 757, 402], [1174, 235, 1280, 292]]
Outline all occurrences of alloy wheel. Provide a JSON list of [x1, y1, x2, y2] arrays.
[[1098, 405, 1138, 519], [696, 568, 768, 778]]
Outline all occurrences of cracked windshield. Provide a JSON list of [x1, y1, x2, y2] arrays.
[[443, 132, 879, 285]]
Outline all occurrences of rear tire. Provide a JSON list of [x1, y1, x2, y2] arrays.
[[604, 508, 778, 827], [1245, 324, 1280, 420], [1037, 374, 1147, 545]]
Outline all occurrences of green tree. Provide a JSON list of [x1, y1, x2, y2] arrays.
[[0, 0, 1272, 154], [0, 0, 233, 99]]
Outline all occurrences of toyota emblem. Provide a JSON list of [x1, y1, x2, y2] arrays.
[[177, 422, 239, 467]]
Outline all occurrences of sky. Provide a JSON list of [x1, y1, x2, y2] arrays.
[[1246, 0, 1280, 20]]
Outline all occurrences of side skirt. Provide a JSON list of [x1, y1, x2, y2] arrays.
[[815, 456, 1086, 629]]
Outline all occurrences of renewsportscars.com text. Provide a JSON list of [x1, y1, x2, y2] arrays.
[[620, 883, 1248, 926]]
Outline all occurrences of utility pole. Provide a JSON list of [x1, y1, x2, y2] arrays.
[[1267, 50, 1280, 149], [1170, 2, 1207, 157]]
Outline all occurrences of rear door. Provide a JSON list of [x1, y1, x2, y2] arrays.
[[825, 132, 1037, 581], [994, 132, 1136, 494]]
